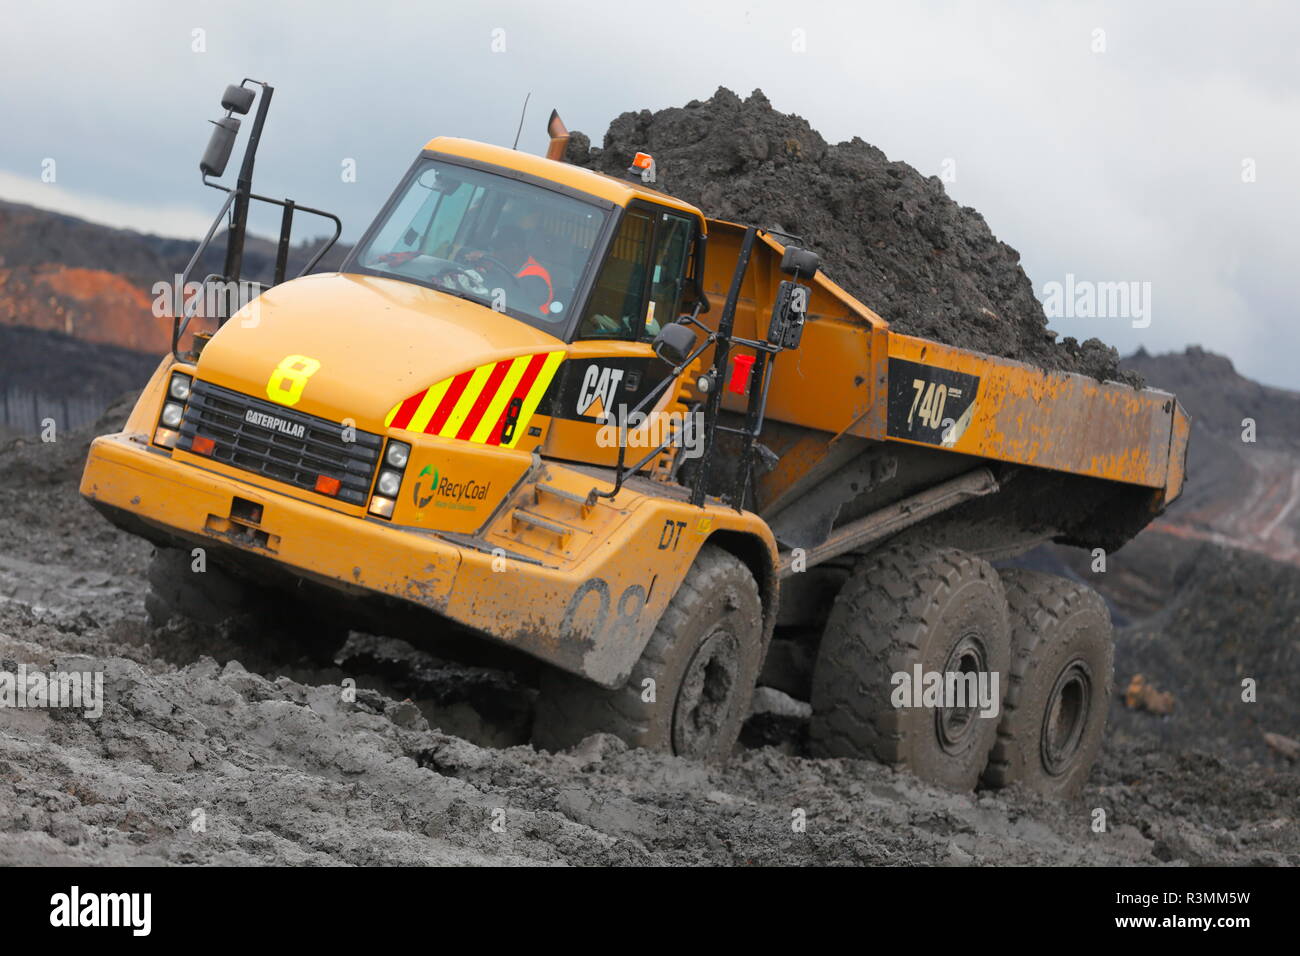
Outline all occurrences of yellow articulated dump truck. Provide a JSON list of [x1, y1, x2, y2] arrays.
[[81, 82, 1188, 794]]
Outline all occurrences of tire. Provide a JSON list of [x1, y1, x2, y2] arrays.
[[982, 570, 1113, 798], [532, 545, 765, 763], [145, 547, 344, 666], [146, 547, 258, 629], [808, 542, 1010, 791]]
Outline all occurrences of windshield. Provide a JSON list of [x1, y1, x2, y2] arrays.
[[351, 158, 608, 329]]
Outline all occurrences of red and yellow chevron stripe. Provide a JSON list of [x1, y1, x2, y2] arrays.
[[384, 351, 565, 448]]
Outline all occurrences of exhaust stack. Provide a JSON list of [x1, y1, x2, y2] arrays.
[[545, 109, 570, 162]]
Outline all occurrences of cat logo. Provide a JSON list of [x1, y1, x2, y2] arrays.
[[578, 365, 623, 421]]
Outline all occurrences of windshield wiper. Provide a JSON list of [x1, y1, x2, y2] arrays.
[[431, 286, 491, 309]]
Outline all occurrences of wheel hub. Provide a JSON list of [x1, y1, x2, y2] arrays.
[[1040, 659, 1092, 776], [935, 633, 988, 754], [672, 629, 741, 758]]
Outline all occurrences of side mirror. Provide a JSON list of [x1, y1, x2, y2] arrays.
[[653, 322, 697, 367], [779, 245, 820, 280], [221, 84, 255, 115], [200, 116, 241, 177]]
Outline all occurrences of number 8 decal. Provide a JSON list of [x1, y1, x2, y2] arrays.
[[266, 354, 321, 406]]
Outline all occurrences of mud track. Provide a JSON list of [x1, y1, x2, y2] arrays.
[[0, 405, 1296, 865]]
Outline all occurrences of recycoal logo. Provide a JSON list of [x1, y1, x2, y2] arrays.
[[50, 886, 151, 936], [413, 464, 439, 508], [412, 464, 491, 511]]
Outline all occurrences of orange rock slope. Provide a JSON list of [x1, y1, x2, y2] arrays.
[[0, 264, 171, 353]]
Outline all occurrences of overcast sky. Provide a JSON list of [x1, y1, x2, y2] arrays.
[[1, 0, 1296, 388]]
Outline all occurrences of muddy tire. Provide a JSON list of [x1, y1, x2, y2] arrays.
[[532, 545, 765, 763], [145, 547, 344, 666], [808, 542, 1010, 791], [146, 547, 256, 629], [982, 570, 1113, 798]]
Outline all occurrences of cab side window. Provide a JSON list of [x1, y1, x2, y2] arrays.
[[577, 206, 697, 341], [578, 209, 651, 339], [645, 213, 694, 337]]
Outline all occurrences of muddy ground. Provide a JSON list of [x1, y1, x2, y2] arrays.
[[567, 88, 1139, 386], [0, 404, 1295, 866]]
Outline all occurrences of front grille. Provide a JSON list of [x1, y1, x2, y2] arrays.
[[177, 380, 382, 505]]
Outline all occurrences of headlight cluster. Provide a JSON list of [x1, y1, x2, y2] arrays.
[[153, 371, 194, 449], [369, 439, 411, 519]]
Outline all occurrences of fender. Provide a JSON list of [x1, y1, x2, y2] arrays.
[[438, 467, 780, 686]]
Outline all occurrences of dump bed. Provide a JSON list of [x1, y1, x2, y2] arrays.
[[694, 220, 1189, 553]]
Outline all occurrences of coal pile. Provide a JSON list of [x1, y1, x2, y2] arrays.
[[568, 88, 1138, 385]]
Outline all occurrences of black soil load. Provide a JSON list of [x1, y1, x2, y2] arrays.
[[567, 88, 1138, 386]]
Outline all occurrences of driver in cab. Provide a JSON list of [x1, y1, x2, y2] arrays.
[[461, 207, 557, 319]]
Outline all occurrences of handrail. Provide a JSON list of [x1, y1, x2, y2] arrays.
[[172, 182, 343, 361], [171, 193, 236, 360]]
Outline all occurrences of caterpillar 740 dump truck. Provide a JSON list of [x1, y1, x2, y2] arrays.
[[81, 82, 1189, 795]]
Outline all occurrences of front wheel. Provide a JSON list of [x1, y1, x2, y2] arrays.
[[531, 545, 766, 763], [145, 547, 345, 666]]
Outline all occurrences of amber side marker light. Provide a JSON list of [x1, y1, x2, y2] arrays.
[[191, 435, 216, 456], [315, 474, 341, 496]]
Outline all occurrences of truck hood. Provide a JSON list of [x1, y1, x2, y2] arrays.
[[195, 273, 566, 429]]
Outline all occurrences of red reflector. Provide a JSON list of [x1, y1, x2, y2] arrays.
[[315, 475, 341, 496], [728, 354, 756, 395], [191, 435, 215, 456]]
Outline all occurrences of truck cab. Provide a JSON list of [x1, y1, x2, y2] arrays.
[[81, 86, 786, 762], [348, 138, 708, 478], [178, 137, 713, 539]]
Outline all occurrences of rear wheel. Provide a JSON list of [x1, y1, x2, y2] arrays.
[[145, 547, 345, 666], [531, 545, 765, 763], [982, 570, 1113, 798], [808, 542, 1010, 791]]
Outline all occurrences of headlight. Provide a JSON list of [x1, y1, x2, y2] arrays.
[[161, 402, 184, 427], [386, 441, 410, 468], [376, 470, 402, 497], [169, 374, 192, 400]]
